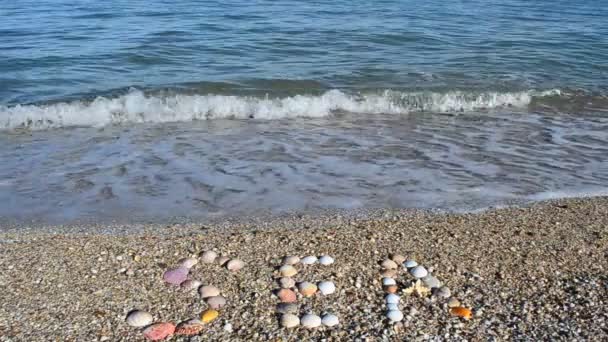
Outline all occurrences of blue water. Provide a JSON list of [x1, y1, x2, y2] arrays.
[[0, 0, 607, 225]]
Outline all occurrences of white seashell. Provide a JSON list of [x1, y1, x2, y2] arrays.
[[301, 256, 318, 265], [410, 265, 428, 278], [300, 314, 322, 328], [317, 281, 336, 295], [385, 293, 400, 304], [403, 260, 418, 268], [386, 310, 404, 322], [279, 277, 296, 289], [279, 265, 298, 277], [448, 297, 461, 308], [422, 275, 441, 288], [126, 310, 153, 327], [282, 256, 300, 265], [319, 255, 334, 265], [280, 314, 300, 328], [381, 259, 398, 270], [206, 295, 227, 309], [226, 259, 245, 272], [386, 303, 400, 311], [181, 279, 202, 292], [179, 257, 198, 269], [200, 251, 217, 263], [435, 286, 451, 298], [321, 314, 339, 327], [217, 256, 230, 266], [382, 277, 396, 286], [199, 285, 220, 298]]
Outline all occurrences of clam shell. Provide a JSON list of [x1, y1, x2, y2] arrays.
[[381, 259, 398, 270], [390, 254, 406, 264], [277, 289, 297, 303], [385, 293, 400, 304], [175, 319, 204, 336], [199, 285, 220, 298], [386, 303, 400, 311], [409, 265, 428, 278], [403, 260, 418, 268], [280, 313, 300, 328], [321, 314, 339, 327], [279, 265, 298, 277], [300, 314, 322, 328], [386, 310, 404, 322], [217, 256, 230, 266], [126, 310, 153, 327], [317, 281, 336, 295], [279, 277, 296, 289], [163, 267, 189, 285], [448, 297, 461, 308], [276, 303, 299, 314], [319, 255, 334, 265], [435, 286, 451, 298], [181, 279, 202, 292], [301, 256, 318, 265], [226, 259, 245, 272], [282, 256, 300, 265], [179, 257, 198, 269], [382, 277, 396, 286], [206, 295, 227, 309], [200, 251, 217, 263], [143, 322, 176, 341], [297, 281, 318, 297], [422, 275, 441, 288]]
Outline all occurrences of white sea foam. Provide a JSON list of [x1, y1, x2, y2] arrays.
[[0, 89, 560, 130]]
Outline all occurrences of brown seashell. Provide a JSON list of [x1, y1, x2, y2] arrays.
[[381, 259, 398, 270], [382, 269, 398, 278], [175, 320, 204, 336], [450, 307, 473, 320], [384, 285, 398, 294], [277, 289, 297, 303]]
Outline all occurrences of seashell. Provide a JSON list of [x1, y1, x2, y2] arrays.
[[199, 285, 220, 298], [450, 307, 472, 320], [163, 267, 189, 285], [409, 265, 428, 278], [381, 259, 398, 270], [200, 251, 217, 263], [300, 314, 322, 328], [179, 257, 198, 269], [297, 281, 318, 297], [386, 303, 400, 311], [382, 277, 396, 286], [384, 285, 398, 294], [282, 256, 300, 265], [217, 256, 230, 266], [391, 254, 406, 264], [181, 279, 202, 292], [277, 289, 297, 303], [435, 286, 451, 298], [301, 256, 318, 265], [206, 295, 227, 309], [143, 322, 176, 341], [321, 313, 339, 327], [448, 297, 461, 308], [386, 310, 404, 322], [175, 319, 204, 336], [226, 259, 245, 272], [385, 293, 400, 304], [403, 260, 418, 268], [279, 265, 298, 277], [319, 255, 334, 265], [276, 303, 299, 314], [317, 281, 336, 295], [421, 275, 441, 288], [280, 313, 300, 328], [201, 309, 219, 323], [279, 277, 296, 289], [126, 310, 153, 327], [382, 269, 398, 278]]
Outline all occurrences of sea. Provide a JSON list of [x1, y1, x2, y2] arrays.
[[1, 0, 607, 225]]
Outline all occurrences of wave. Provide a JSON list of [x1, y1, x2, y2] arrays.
[[0, 88, 562, 130]]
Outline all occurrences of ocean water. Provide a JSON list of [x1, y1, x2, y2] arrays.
[[1, 0, 607, 224]]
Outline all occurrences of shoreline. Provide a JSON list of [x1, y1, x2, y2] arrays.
[[1, 197, 607, 340]]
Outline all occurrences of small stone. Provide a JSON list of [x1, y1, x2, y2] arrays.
[[200, 251, 217, 263], [280, 314, 300, 328], [297, 281, 318, 297], [126, 310, 153, 327], [435, 286, 451, 298], [448, 297, 461, 308], [143, 322, 176, 341], [217, 256, 230, 266], [163, 267, 189, 285], [381, 259, 398, 270], [382, 269, 398, 278], [410, 265, 428, 278], [175, 319, 204, 336], [282, 256, 300, 265], [385, 285, 398, 294], [421, 275, 441, 288], [403, 260, 418, 268], [206, 295, 227, 309], [319, 255, 334, 265], [224, 323, 233, 332], [301, 314, 322, 328], [279, 265, 298, 277], [276, 303, 299, 314], [385, 293, 400, 304], [181, 279, 202, 292], [321, 314, 339, 327], [201, 309, 219, 323], [279, 277, 296, 289], [317, 281, 336, 295], [179, 257, 198, 269], [277, 289, 297, 303], [391, 254, 406, 264], [382, 277, 396, 286], [226, 259, 245, 272], [386, 310, 404, 322], [301, 256, 318, 265], [199, 285, 221, 298]]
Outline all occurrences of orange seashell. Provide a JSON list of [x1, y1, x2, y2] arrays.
[[450, 307, 472, 320], [143, 322, 176, 341], [384, 285, 398, 294]]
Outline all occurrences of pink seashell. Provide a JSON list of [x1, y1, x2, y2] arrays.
[[163, 267, 188, 285], [143, 322, 175, 341], [277, 289, 297, 303]]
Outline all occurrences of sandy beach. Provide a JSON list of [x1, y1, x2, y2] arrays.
[[1, 197, 607, 341]]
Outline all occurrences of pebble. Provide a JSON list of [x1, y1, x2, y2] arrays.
[[199, 285, 221, 298], [403, 260, 418, 268], [217, 256, 230, 266], [282, 256, 300, 265], [301, 314, 322, 328], [298, 281, 318, 297], [276, 303, 299, 314], [280, 314, 300, 328], [200, 251, 217, 263], [385, 293, 400, 304], [143, 322, 176, 341], [382, 277, 396, 286], [181, 279, 202, 292], [382, 269, 398, 278], [386, 310, 404, 322], [301, 256, 318, 265], [279, 277, 296, 289], [163, 267, 189, 285], [381, 259, 398, 270], [223, 323, 233, 332], [448, 297, 461, 308], [391, 254, 406, 264], [226, 259, 245, 272], [321, 314, 340, 327], [410, 265, 428, 278], [126, 310, 153, 327], [277, 289, 297, 303], [179, 257, 198, 269], [435, 286, 452, 298], [206, 295, 227, 309], [175, 319, 204, 336], [279, 265, 298, 277], [317, 281, 336, 295], [201, 309, 219, 323], [422, 275, 441, 288], [319, 255, 334, 265]]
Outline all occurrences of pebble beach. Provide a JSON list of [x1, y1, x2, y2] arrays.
[[1, 197, 607, 341]]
